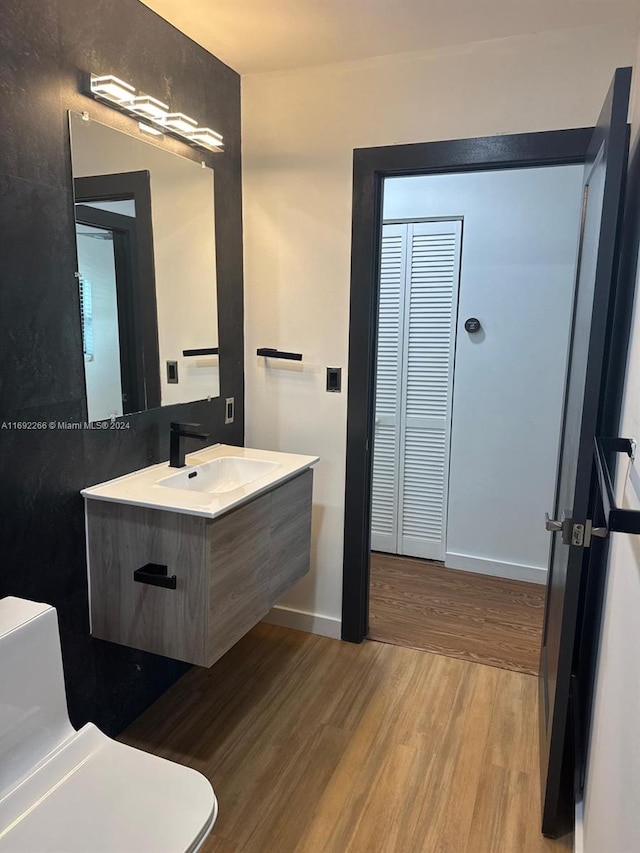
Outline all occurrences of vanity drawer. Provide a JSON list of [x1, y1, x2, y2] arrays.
[[87, 501, 209, 665]]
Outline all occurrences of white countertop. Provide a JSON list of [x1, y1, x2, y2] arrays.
[[81, 444, 319, 519]]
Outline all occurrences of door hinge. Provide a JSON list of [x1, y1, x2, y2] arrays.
[[546, 512, 608, 548], [571, 523, 585, 547], [545, 510, 572, 544], [571, 518, 609, 548], [572, 520, 608, 548]]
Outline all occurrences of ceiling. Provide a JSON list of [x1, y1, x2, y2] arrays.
[[140, 0, 640, 75]]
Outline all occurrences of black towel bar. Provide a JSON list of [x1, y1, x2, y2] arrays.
[[182, 347, 219, 357], [257, 347, 303, 361], [594, 437, 640, 535]]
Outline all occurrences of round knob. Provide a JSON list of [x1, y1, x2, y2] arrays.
[[464, 317, 481, 333]]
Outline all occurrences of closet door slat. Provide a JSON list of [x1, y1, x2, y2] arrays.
[[370, 225, 406, 553]]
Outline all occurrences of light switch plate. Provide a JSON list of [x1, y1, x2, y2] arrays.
[[166, 360, 179, 383], [326, 367, 342, 392]]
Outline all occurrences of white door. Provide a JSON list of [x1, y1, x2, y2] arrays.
[[371, 219, 462, 560]]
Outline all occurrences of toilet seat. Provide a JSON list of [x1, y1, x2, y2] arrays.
[[0, 723, 217, 853]]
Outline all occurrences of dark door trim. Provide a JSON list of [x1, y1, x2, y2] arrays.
[[341, 127, 594, 644], [74, 171, 161, 413]]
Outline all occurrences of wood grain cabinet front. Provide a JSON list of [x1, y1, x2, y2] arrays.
[[86, 469, 313, 666]]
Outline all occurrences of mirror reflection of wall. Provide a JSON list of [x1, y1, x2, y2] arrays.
[[69, 111, 219, 423]]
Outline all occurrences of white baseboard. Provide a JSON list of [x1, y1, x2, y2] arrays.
[[445, 551, 547, 585], [574, 798, 583, 853], [262, 605, 342, 640]]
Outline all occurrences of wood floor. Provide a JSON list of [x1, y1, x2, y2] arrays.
[[369, 553, 546, 675], [121, 623, 572, 853]]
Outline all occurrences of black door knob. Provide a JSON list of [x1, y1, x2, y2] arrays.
[[464, 317, 481, 333]]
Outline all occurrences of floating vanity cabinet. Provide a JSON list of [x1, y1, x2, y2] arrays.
[[86, 469, 313, 667]]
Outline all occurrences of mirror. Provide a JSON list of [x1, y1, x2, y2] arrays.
[[69, 111, 219, 422]]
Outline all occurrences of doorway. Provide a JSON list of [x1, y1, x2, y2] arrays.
[[341, 128, 595, 645], [367, 164, 585, 674]]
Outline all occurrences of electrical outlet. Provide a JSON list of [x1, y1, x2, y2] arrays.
[[225, 397, 234, 424]]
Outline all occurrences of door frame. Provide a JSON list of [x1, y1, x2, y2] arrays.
[[341, 127, 594, 644]]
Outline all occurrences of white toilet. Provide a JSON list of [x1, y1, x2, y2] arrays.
[[0, 597, 218, 852]]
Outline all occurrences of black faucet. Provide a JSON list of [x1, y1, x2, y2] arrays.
[[169, 422, 210, 468]]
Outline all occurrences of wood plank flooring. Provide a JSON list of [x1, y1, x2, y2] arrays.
[[120, 623, 572, 853], [369, 553, 545, 675]]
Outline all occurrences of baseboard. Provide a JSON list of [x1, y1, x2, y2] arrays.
[[574, 798, 584, 853], [262, 605, 342, 640], [445, 551, 547, 585]]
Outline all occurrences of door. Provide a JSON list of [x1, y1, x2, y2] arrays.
[[539, 67, 631, 836], [371, 220, 462, 560]]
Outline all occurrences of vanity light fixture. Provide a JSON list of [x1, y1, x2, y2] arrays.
[[83, 72, 224, 153], [90, 74, 136, 103], [157, 112, 198, 133], [129, 95, 169, 119], [186, 127, 224, 152]]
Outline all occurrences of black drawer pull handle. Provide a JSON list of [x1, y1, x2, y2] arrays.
[[134, 563, 177, 590]]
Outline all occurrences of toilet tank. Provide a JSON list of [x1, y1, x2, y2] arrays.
[[0, 597, 75, 797]]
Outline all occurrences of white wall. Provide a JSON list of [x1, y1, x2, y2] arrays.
[[583, 39, 640, 853], [71, 115, 220, 411], [383, 166, 583, 582], [242, 20, 639, 631]]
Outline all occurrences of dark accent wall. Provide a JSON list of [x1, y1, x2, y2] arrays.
[[0, 0, 244, 735]]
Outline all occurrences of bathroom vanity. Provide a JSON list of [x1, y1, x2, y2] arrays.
[[82, 445, 318, 667]]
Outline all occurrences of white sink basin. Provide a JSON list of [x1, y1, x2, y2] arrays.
[[158, 456, 281, 495], [81, 444, 319, 519]]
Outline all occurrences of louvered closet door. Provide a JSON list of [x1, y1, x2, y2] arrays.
[[370, 224, 407, 552], [398, 220, 462, 560], [372, 219, 462, 559]]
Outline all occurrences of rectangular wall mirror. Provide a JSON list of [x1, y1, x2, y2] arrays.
[[69, 111, 219, 422]]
